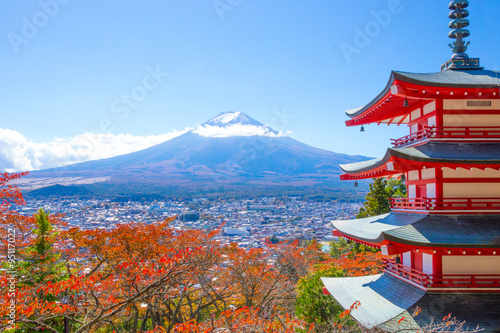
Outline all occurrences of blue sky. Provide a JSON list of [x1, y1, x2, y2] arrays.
[[1, 0, 499, 171]]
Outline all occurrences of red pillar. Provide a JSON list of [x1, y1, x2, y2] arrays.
[[435, 98, 444, 128], [432, 253, 443, 276], [435, 167, 443, 200], [435, 98, 444, 202]]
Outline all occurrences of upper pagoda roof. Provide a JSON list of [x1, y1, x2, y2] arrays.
[[392, 69, 500, 89], [345, 69, 500, 126], [340, 142, 500, 177], [332, 212, 500, 248]]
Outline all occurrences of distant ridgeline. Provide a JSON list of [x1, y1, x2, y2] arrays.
[[26, 184, 93, 197]]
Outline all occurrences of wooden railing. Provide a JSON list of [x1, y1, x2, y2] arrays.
[[430, 275, 500, 289], [390, 197, 500, 211], [390, 197, 429, 210], [384, 258, 500, 289], [383, 258, 429, 286], [391, 126, 500, 147], [391, 127, 434, 147]]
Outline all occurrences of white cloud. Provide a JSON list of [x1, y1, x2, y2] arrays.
[[0, 129, 188, 172], [193, 124, 286, 138], [0, 123, 291, 172]]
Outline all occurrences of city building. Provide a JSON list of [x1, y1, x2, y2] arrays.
[[322, 1, 500, 331]]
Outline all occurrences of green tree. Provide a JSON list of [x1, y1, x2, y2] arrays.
[[18, 209, 67, 286], [10, 209, 71, 332], [329, 237, 377, 259], [388, 178, 407, 199], [356, 178, 406, 218], [295, 265, 344, 324]]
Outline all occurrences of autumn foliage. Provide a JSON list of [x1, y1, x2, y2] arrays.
[[0, 173, 440, 333]]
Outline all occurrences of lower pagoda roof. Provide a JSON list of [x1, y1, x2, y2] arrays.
[[332, 213, 500, 248], [322, 274, 500, 332], [340, 142, 500, 178], [321, 274, 426, 329]]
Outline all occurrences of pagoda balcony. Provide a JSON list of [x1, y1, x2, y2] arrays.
[[383, 258, 500, 290], [383, 258, 429, 287], [390, 197, 500, 212], [391, 126, 500, 147]]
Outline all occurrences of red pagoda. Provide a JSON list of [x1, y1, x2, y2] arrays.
[[322, 1, 500, 331]]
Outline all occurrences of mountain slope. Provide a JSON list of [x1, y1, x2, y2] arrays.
[[25, 112, 369, 194]]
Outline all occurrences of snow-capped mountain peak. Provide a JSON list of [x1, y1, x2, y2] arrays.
[[201, 111, 263, 127], [194, 111, 281, 137]]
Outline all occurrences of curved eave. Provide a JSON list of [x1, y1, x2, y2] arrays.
[[345, 69, 500, 127], [321, 274, 426, 330], [345, 72, 396, 119], [341, 143, 500, 179], [332, 213, 426, 245], [340, 151, 392, 175], [345, 71, 424, 126], [322, 275, 500, 331]]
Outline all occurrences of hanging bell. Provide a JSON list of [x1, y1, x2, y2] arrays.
[[360, 125, 365, 132], [401, 173, 406, 182], [403, 98, 409, 107], [354, 181, 359, 187]]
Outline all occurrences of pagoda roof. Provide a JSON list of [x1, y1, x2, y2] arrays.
[[340, 156, 387, 174], [340, 142, 500, 177], [332, 213, 423, 244], [383, 292, 500, 333], [321, 274, 426, 329], [333, 213, 500, 248], [345, 69, 500, 126], [322, 274, 500, 332], [393, 69, 500, 89], [384, 214, 500, 248]]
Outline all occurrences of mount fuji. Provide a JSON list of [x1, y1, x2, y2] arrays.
[[199, 111, 267, 128], [22, 112, 368, 195]]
